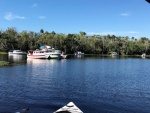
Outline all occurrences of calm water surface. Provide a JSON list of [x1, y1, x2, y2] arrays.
[[0, 55, 150, 113]]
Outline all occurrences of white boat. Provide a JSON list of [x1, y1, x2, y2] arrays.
[[8, 50, 27, 55], [111, 52, 118, 57], [54, 102, 83, 113], [27, 50, 48, 59], [61, 54, 68, 59], [27, 49, 61, 59], [74, 51, 84, 55], [141, 53, 146, 58], [61, 51, 68, 59]]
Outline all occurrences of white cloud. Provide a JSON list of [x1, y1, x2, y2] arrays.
[[126, 31, 139, 34], [38, 16, 46, 19], [32, 3, 38, 7], [4, 12, 26, 21], [120, 13, 129, 16], [88, 32, 117, 35], [87, 31, 139, 36]]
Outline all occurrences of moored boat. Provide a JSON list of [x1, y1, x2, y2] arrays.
[[61, 54, 68, 59], [8, 50, 27, 55], [74, 51, 84, 55], [27, 50, 48, 59], [111, 52, 118, 57], [27, 46, 61, 59], [141, 53, 146, 58], [61, 51, 68, 59]]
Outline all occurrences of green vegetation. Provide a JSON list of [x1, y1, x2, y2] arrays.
[[0, 52, 7, 54], [0, 61, 10, 66], [0, 27, 149, 55]]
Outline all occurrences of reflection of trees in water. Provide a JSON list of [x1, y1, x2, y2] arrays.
[[0, 54, 8, 61]]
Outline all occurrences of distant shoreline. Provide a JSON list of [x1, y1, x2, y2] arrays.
[[0, 51, 148, 57], [0, 52, 148, 58]]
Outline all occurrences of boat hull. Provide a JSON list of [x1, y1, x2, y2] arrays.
[[27, 53, 61, 59], [27, 55, 48, 59], [61, 54, 68, 59], [49, 54, 61, 59]]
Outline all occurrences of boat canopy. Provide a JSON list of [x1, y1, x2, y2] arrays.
[[40, 45, 51, 49]]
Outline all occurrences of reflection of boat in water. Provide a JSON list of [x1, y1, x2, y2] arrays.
[[8, 50, 27, 55], [8, 54, 27, 63], [27, 58, 48, 64], [74, 51, 84, 55], [54, 102, 83, 113], [27, 58, 58, 64], [111, 52, 118, 57], [74, 54, 84, 58], [141, 53, 146, 58]]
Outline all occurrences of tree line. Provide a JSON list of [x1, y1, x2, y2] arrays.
[[0, 27, 149, 55]]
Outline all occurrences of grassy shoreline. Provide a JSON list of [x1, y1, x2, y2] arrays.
[[0, 52, 7, 54], [0, 61, 10, 66]]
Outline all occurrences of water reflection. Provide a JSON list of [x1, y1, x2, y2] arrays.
[[8, 54, 27, 64], [74, 54, 84, 58], [0, 54, 8, 61], [27, 58, 59, 65], [27, 58, 47, 64], [1, 56, 150, 113]]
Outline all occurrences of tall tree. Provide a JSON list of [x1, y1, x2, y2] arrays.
[[79, 31, 86, 36], [40, 29, 44, 34]]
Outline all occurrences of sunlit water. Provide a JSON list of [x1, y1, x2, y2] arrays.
[[0, 55, 150, 113]]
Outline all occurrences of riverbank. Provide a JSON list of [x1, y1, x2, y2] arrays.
[[0, 51, 148, 57], [0, 61, 10, 66], [0, 52, 7, 54]]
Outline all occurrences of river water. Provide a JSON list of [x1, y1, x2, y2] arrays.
[[0, 54, 150, 113]]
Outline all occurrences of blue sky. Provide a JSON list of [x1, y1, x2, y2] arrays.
[[0, 0, 150, 38]]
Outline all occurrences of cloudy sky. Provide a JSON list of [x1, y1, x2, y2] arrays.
[[0, 0, 150, 38]]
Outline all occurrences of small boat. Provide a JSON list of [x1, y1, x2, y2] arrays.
[[111, 52, 118, 57], [54, 102, 83, 113], [74, 51, 84, 55], [61, 54, 68, 59], [141, 53, 146, 58], [61, 51, 68, 59], [8, 50, 27, 55]]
